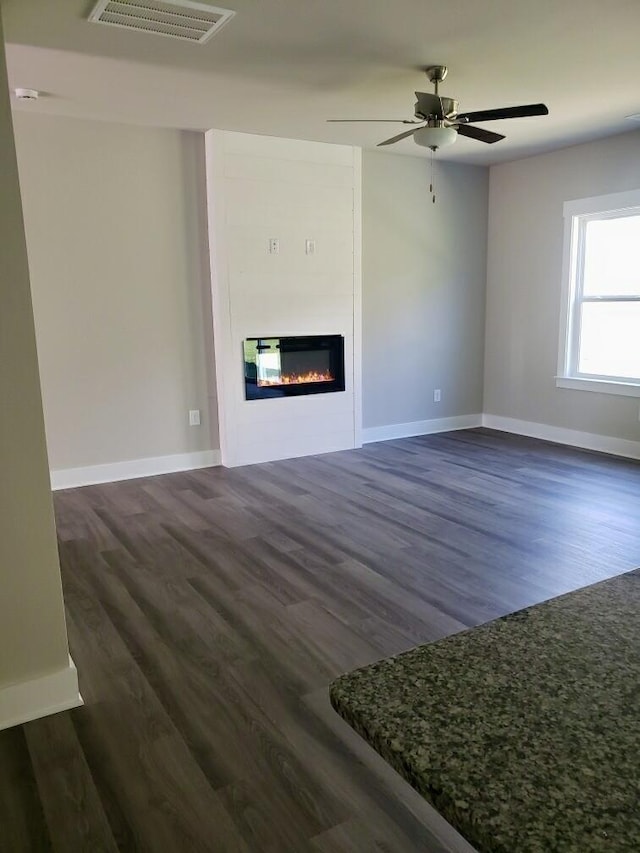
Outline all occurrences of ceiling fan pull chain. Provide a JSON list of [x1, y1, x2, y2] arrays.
[[429, 149, 433, 194], [430, 149, 436, 204]]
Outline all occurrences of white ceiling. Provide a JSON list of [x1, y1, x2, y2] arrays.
[[3, 0, 640, 165]]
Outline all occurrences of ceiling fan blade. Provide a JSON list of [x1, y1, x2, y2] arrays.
[[456, 103, 549, 123], [377, 127, 421, 147], [455, 124, 505, 144], [327, 119, 422, 124], [415, 91, 444, 119]]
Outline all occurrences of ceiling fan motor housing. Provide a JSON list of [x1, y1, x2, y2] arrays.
[[416, 96, 458, 120]]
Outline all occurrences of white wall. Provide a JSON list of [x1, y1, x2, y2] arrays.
[[17, 109, 638, 477], [362, 151, 488, 434], [206, 131, 361, 466], [485, 129, 640, 442], [13, 113, 220, 480], [0, 8, 80, 729]]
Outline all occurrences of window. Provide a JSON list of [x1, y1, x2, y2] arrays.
[[557, 189, 640, 397]]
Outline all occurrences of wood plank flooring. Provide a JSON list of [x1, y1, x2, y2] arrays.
[[1, 428, 640, 852]]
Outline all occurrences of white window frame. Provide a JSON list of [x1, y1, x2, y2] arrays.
[[556, 188, 640, 398]]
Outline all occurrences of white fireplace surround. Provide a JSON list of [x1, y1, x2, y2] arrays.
[[205, 131, 362, 467]]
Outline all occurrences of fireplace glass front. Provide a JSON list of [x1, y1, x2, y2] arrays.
[[244, 335, 345, 400]]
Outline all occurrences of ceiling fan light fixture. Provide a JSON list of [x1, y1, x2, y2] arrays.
[[413, 125, 457, 150], [330, 66, 547, 151]]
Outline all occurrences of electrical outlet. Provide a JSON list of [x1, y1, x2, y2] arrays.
[[189, 409, 201, 426], [305, 239, 316, 255], [268, 238, 279, 254], [433, 389, 441, 403]]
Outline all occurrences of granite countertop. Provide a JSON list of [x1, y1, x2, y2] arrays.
[[330, 569, 640, 853]]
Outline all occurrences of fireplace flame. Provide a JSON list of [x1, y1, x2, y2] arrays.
[[258, 370, 334, 386]]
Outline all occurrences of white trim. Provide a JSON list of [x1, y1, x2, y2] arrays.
[[557, 206, 577, 380], [0, 656, 83, 732], [352, 146, 363, 449], [363, 414, 483, 444], [204, 130, 234, 468], [563, 187, 640, 218], [555, 376, 640, 398], [50, 449, 221, 490], [482, 414, 640, 461], [559, 189, 640, 385]]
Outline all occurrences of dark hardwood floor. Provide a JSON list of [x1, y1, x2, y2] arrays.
[[2, 429, 640, 852]]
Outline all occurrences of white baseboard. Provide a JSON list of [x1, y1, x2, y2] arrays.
[[48, 418, 639, 488], [0, 656, 83, 732], [51, 449, 222, 490], [362, 412, 640, 461], [482, 414, 640, 461], [363, 414, 483, 445]]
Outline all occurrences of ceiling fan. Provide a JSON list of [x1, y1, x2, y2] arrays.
[[329, 66, 548, 150]]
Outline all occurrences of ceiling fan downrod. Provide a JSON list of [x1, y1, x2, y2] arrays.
[[426, 65, 448, 96]]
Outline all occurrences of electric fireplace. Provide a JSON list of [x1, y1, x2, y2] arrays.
[[244, 335, 345, 400]]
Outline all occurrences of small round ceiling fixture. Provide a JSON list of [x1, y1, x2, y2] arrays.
[[15, 88, 40, 101]]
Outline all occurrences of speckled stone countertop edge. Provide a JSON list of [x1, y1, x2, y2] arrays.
[[331, 569, 640, 691], [329, 568, 640, 853], [329, 679, 496, 852]]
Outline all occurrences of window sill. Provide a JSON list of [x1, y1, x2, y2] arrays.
[[555, 376, 640, 398]]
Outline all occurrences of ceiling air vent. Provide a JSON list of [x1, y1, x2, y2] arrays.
[[88, 0, 235, 44]]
